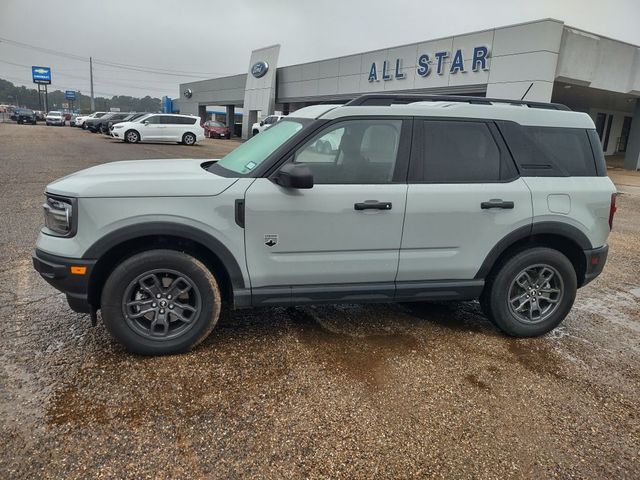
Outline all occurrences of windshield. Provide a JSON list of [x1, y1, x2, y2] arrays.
[[208, 121, 225, 127], [48, 111, 62, 116], [136, 113, 153, 123], [215, 120, 304, 175]]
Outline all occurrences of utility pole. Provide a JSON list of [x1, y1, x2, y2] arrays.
[[89, 56, 95, 112]]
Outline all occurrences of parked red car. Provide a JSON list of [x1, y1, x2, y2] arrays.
[[203, 120, 231, 139]]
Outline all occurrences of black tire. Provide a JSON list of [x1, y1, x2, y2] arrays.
[[82, 123, 87, 130], [101, 249, 222, 355], [125, 129, 140, 143], [252, 129, 259, 136], [182, 132, 196, 145], [484, 247, 577, 337]]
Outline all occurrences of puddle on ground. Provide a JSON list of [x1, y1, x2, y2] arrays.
[[507, 340, 566, 380], [286, 306, 420, 389]]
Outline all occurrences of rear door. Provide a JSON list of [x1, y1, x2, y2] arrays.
[[244, 117, 411, 302], [397, 119, 533, 296], [160, 115, 182, 141]]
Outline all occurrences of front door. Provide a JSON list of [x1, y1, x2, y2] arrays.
[[138, 115, 163, 141], [244, 118, 411, 303]]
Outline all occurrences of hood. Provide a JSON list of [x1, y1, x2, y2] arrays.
[[46, 159, 237, 198]]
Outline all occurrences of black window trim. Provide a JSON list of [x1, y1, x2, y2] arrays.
[[265, 115, 414, 185], [408, 117, 519, 184]]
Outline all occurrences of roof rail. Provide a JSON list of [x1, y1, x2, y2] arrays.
[[344, 94, 571, 111]]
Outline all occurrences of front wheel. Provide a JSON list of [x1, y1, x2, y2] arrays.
[[484, 247, 577, 337], [182, 132, 196, 145], [125, 129, 140, 143], [101, 250, 222, 355]]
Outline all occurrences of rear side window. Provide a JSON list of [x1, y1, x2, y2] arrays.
[[498, 122, 598, 176], [160, 115, 196, 125], [414, 120, 505, 182]]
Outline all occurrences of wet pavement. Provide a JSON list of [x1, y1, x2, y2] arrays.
[[1, 123, 639, 479]]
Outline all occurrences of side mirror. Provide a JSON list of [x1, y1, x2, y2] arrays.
[[275, 163, 314, 189], [143, 120, 149, 125], [259, 121, 264, 126]]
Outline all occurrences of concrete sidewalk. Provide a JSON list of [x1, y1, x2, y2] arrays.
[[608, 166, 640, 194]]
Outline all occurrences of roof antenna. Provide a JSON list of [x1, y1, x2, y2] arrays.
[[521, 82, 534, 101]]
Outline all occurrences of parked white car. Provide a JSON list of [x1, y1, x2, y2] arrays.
[[75, 112, 106, 128], [111, 113, 204, 145], [45, 111, 65, 126], [251, 115, 283, 136]]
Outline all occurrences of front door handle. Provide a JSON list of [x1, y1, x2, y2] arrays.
[[354, 200, 392, 211], [481, 199, 514, 209]]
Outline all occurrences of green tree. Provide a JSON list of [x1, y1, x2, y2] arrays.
[[0, 78, 162, 113]]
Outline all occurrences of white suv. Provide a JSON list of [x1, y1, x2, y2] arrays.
[[75, 112, 107, 128], [45, 111, 65, 126], [111, 113, 204, 145], [33, 94, 616, 355], [252, 114, 283, 136]]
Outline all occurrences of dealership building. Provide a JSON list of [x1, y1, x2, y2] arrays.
[[179, 19, 640, 170]]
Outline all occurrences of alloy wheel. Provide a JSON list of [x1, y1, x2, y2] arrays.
[[122, 269, 202, 340], [507, 264, 564, 324]]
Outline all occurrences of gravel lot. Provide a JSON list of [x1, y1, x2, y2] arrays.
[[1, 123, 639, 479]]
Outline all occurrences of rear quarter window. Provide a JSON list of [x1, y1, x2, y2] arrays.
[[498, 122, 599, 176]]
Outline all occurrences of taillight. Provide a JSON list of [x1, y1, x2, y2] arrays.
[[609, 193, 617, 230]]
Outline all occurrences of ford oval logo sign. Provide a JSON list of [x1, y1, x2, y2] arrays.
[[251, 61, 269, 78]]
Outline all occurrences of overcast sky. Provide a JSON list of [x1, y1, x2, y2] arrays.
[[1, 0, 638, 99]]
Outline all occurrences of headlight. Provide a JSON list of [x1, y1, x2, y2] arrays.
[[113, 124, 124, 129], [43, 195, 75, 236]]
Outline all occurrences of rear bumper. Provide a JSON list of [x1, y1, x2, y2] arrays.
[[32, 249, 96, 313], [581, 244, 608, 287]]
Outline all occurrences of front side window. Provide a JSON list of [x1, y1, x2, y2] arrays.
[[215, 120, 305, 175], [419, 120, 501, 182], [144, 115, 161, 124], [293, 119, 402, 184]]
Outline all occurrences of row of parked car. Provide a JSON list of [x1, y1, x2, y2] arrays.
[[8, 108, 77, 126], [75, 111, 229, 145]]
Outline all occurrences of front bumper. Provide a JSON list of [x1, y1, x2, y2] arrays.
[[32, 249, 96, 313], [581, 244, 608, 286]]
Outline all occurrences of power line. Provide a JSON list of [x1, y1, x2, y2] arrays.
[[0, 74, 165, 99], [0, 36, 232, 78], [0, 59, 179, 95]]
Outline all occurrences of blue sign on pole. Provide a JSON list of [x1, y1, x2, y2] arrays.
[[65, 90, 76, 101], [32, 66, 51, 85]]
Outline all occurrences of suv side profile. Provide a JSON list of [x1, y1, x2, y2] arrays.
[[33, 94, 616, 355]]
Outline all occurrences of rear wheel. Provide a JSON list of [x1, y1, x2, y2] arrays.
[[125, 129, 140, 143], [182, 132, 196, 145], [484, 247, 576, 337], [101, 250, 222, 355]]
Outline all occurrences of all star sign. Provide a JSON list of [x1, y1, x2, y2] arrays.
[[367, 46, 490, 82]]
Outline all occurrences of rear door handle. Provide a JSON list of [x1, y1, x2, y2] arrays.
[[481, 199, 514, 209], [354, 200, 392, 211]]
